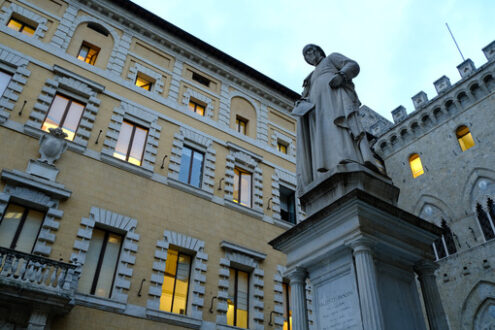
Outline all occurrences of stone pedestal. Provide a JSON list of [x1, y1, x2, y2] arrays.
[[270, 167, 448, 330]]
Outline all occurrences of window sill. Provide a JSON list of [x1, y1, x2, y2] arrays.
[[167, 177, 213, 201], [100, 153, 153, 178], [145, 308, 202, 329], [224, 200, 264, 220], [75, 293, 126, 313]]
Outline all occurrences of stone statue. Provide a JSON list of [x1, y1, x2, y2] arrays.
[[293, 44, 376, 191], [38, 127, 68, 165]]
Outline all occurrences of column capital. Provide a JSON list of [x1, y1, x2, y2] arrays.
[[286, 266, 307, 284], [346, 236, 377, 255], [414, 259, 438, 276]]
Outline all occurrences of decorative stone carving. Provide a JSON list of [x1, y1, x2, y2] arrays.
[[38, 128, 68, 165]]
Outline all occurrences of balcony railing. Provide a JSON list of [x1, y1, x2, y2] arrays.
[[0, 246, 79, 312]]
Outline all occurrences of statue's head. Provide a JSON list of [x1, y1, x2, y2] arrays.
[[303, 44, 326, 66]]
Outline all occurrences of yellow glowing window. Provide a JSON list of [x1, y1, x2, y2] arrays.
[[7, 17, 36, 36], [188, 100, 205, 116], [135, 74, 153, 91], [227, 268, 249, 328], [77, 42, 100, 65], [409, 154, 424, 178], [0, 203, 44, 254], [282, 283, 292, 330], [160, 248, 192, 315], [77, 228, 122, 298], [278, 142, 288, 154], [113, 121, 148, 166], [42, 94, 85, 141], [456, 125, 475, 151], [236, 116, 247, 135], [233, 167, 252, 207]]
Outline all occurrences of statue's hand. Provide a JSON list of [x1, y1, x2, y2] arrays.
[[329, 74, 344, 88]]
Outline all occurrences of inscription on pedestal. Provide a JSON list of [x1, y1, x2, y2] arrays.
[[315, 266, 362, 330]]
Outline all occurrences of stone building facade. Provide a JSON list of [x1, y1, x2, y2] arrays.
[[0, 0, 307, 329], [374, 40, 495, 330]]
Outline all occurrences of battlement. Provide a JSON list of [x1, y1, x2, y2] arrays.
[[374, 40, 495, 159]]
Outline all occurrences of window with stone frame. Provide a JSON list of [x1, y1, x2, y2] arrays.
[[432, 219, 457, 260], [101, 102, 161, 177], [456, 125, 475, 152], [182, 88, 215, 119], [178, 146, 204, 188], [188, 99, 206, 116], [168, 127, 216, 194], [26, 66, 103, 151], [0, 203, 44, 254], [271, 130, 295, 158], [72, 207, 139, 304], [127, 62, 165, 95], [78, 227, 123, 298], [147, 230, 208, 322], [41, 94, 85, 141], [0, 3, 48, 40], [277, 141, 288, 154], [160, 247, 193, 315], [476, 200, 495, 241], [113, 120, 149, 167], [7, 15, 36, 36], [233, 167, 252, 208], [271, 169, 302, 226], [216, 242, 265, 328]]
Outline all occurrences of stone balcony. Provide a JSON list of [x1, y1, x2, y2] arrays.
[[0, 247, 79, 328]]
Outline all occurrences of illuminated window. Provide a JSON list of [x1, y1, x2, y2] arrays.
[[0, 70, 12, 97], [280, 186, 296, 224], [456, 125, 475, 151], [7, 17, 36, 36], [236, 116, 248, 135], [135, 74, 153, 91], [432, 220, 457, 260], [113, 121, 148, 166], [227, 268, 249, 328], [160, 247, 192, 314], [277, 142, 288, 154], [282, 282, 292, 330], [179, 146, 204, 188], [0, 204, 44, 254], [77, 42, 100, 65], [42, 94, 85, 141], [233, 167, 252, 207], [188, 100, 205, 116], [192, 72, 210, 87], [409, 154, 424, 178], [78, 228, 123, 298]]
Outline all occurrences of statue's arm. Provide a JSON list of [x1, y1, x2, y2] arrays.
[[330, 52, 360, 81]]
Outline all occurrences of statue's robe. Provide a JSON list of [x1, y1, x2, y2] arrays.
[[296, 52, 374, 192]]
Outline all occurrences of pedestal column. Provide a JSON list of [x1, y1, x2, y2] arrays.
[[287, 267, 308, 330], [350, 238, 385, 330], [414, 260, 449, 330]]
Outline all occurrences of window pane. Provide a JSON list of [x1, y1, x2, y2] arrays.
[[114, 122, 133, 161], [459, 133, 475, 151], [0, 204, 24, 249], [42, 95, 69, 133], [21, 25, 35, 36], [129, 126, 147, 166], [227, 268, 236, 326], [160, 249, 178, 312], [179, 147, 193, 184], [409, 154, 424, 178], [172, 253, 191, 314], [7, 19, 22, 32], [62, 101, 84, 141], [233, 168, 240, 204], [15, 209, 43, 253], [135, 76, 152, 91], [0, 70, 12, 97], [77, 46, 89, 62], [240, 172, 251, 207], [237, 270, 249, 328], [94, 233, 122, 298], [195, 104, 205, 116], [189, 151, 204, 187], [78, 229, 105, 294]]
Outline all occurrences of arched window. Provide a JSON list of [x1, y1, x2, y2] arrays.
[[409, 154, 424, 178], [456, 125, 475, 151], [432, 219, 457, 259], [476, 202, 495, 241]]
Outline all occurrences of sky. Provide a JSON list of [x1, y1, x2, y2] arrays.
[[133, 0, 495, 121]]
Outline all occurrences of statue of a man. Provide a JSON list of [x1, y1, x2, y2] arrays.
[[293, 44, 376, 191]]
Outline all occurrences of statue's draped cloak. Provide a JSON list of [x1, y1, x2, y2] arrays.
[[296, 52, 374, 191]]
